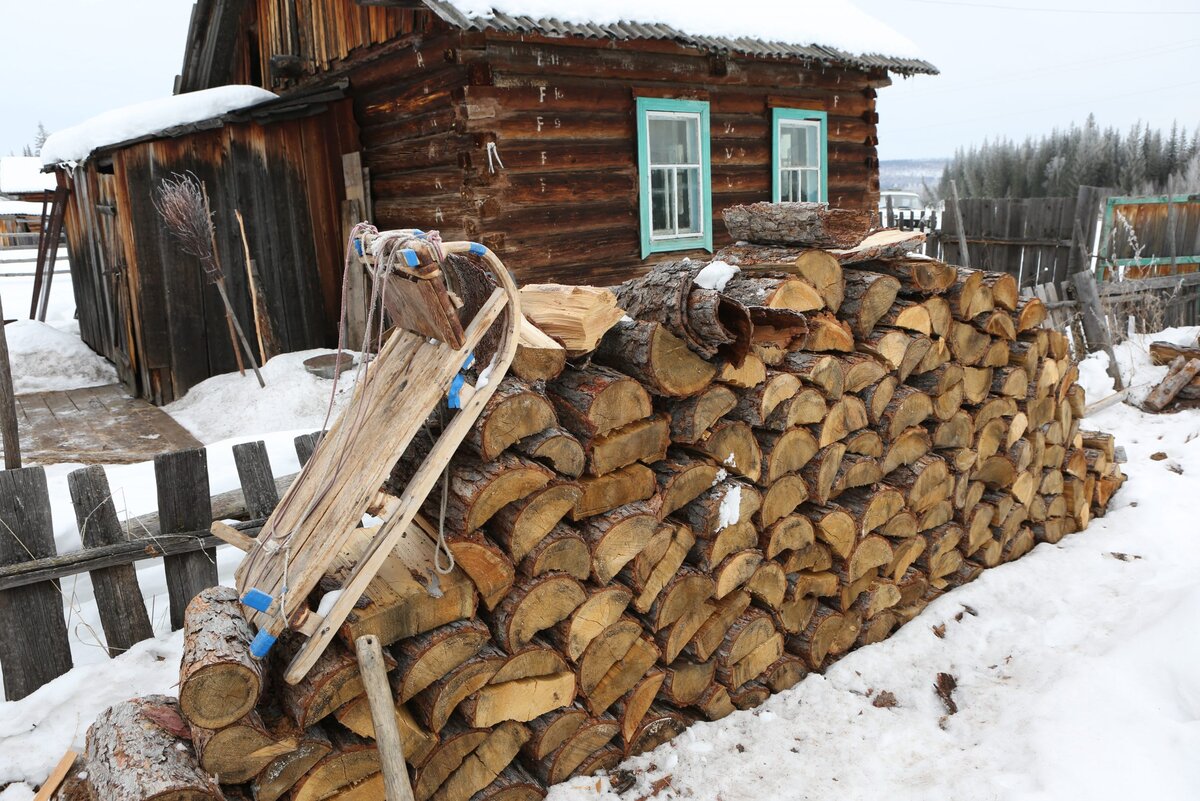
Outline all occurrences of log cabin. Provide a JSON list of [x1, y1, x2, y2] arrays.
[[46, 0, 934, 403]]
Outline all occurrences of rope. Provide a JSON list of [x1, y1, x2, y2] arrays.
[[486, 142, 505, 174]]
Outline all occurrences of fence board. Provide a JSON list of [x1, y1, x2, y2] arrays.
[[0, 467, 73, 700], [155, 448, 218, 629], [233, 441, 279, 519], [68, 466, 156, 655]]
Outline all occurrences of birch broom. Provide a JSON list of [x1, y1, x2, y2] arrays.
[[155, 173, 265, 388]]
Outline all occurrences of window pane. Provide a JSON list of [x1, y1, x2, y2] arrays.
[[675, 167, 703, 234], [779, 170, 797, 203], [805, 124, 819, 168], [780, 121, 819, 170], [649, 115, 699, 165], [651, 169, 671, 235], [801, 169, 820, 202]]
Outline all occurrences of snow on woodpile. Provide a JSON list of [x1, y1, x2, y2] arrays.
[[438, 0, 924, 59], [40, 86, 278, 166], [0, 156, 55, 195]]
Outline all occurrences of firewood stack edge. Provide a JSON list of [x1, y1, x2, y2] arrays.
[[66, 202, 1126, 801]]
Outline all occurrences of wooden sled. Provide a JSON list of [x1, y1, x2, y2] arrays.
[[235, 232, 521, 685]]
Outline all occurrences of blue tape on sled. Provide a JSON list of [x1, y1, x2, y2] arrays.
[[400, 248, 421, 268], [468, 242, 486, 256], [354, 238, 364, 257], [250, 629, 277, 659], [447, 353, 476, 409], [242, 588, 274, 613]]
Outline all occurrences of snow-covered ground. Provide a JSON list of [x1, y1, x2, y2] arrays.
[[0, 264, 1197, 800]]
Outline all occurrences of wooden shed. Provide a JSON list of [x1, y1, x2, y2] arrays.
[[177, 0, 936, 286], [51, 84, 360, 404]]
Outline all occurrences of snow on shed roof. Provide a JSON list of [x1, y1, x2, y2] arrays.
[[421, 0, 936, 73], [0, 199, 48, 217], [41, 85, 279, 167], [0, 157, 57, 195]]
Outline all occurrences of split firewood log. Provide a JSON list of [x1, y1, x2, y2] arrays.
[[547, 585, 632, 663], [762, 387, 827, 430], [465, 378, 558, 461], [513, 316, 567, 382], [684, 589, 752, 662], [580, 415, 670, 478], [278, 636, 392, 729], [759, 513, 816, 559], [1015, 297, 1047, 332], [518, 284, 625, 356], [574, 616, 643, 700], [573, 744, 624, 779], [915, 336, 951, 373], [391, 619, 492, 703], [422, 453, 554, 539], [785, 604, 861, 670], [675, 479, 762, 538], [800, 442, 847, 506], [513, 427, 585, 479], [715, 243, 846, 312], [877, 299, 933, 335], [857, 256, 957, 294], [757, 474, 810, 529], [839, 270, 901, 337], [613, 260, 753, 362], [488, 638, 571, 685], [428, 720, 530, 801], [334, 698, 437, 764], [622, 522, 695, 613], [651, 599, 716, 663], [689, 420, 763, 482], [449, 531, 515, 610], [526, 714, 619, 785], [781, 352, 845, 399], [880, 426, 932, 475], [646, 567, 716, 632], [490, 572, 587, 652], [930, 412, 973, 451], [819, 395, 869, 447], [412, 719, 489, 801], [756, 427, 820, 484], [860, 374, 897, 425], [713, 351, 768, 387], [179, 586, 263, 730], [745, 559, 787, 608], [980, 272, 1019, 311], [459, 672, 576, 728], [727, 371, 801, 427], [584, 635, 659, 715], [665, 384, 738, 444], [974, 309, 1016, 341], [730, 680, 773, 711], [579, 501, 658, 583], [722, 274, 824, 312], [804, 312, 856, 352], [593, 319, 717, 397], [693, 682, 736, 720], [571, 464, 656, 520], [857, 329, 931, 381], [250, 721, 334, 801], [688, 521, 756, 573], [522, 705, 588, 764], [798, 504, 856, 559], [491, 482, 584, 563], [190, 710, 279, 784], [762, 654, 809, 692], [651, 452, 721, 518], [838, 352, 888, 393], [878, 385, 933, 440], [948, 321, 992, 366], [289, 728, 380, 801], [517, 524, 591, 581], [721, 202, 872, 248], [946, 268, 990, 320], [782, 541, 834, 574], [831, 453, 883, 497], [660, 658, 718, 706], [1148, 340, 1200, 366], [85, 696, 223, 801], [624, 703, 688, 757], [547, 364, 652, 440], [886, 454, 951, 513], [413, 652, 502, 732]]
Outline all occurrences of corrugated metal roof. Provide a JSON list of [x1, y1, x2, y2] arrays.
[[420, 0, 938, 75]]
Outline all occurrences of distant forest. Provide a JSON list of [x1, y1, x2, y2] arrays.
[[936, 116, 1200, 200]]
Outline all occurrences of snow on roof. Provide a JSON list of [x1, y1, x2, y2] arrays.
[[0, 157, 56, 195], [41, 86, 279, 167], [0, 200, 47, 217], [426, 0, 927, 64]]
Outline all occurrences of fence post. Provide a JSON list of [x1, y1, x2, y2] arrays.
[[294, 431, 324, 468], [67, 465, 155, 655], [0, 296, 20, 470], [0, 467, 72, 699], [1069, 212, 1124, 391], [155, 448, 218, 629], [233, 440, 278, 518], [949, 180, 971, 269]]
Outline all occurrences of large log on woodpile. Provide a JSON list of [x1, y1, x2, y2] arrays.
[[82, 206, 1126, 801]]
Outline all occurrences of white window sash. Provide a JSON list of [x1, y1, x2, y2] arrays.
[[646, 110, 706, 242], [777, 118, 823, 202]]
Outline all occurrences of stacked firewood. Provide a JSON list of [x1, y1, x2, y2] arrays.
[[1144, 338, 1200, 412], [73, 203, 1125, 801]]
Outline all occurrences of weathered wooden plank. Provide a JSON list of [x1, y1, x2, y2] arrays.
[[155, 448, 218, 629], [68, 466, 155, 655], [233, 440, 280, 519], [0, 467, 72, 699]]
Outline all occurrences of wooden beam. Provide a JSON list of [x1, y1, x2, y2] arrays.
[[0, 297, 20, 470]]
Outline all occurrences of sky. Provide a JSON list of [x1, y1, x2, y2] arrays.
[[0, 0, 1197, 161]]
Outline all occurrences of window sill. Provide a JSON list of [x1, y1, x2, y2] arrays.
[[642, 235, 713, 259]]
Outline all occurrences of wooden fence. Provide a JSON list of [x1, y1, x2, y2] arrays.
[[0, 433, 319, 701]]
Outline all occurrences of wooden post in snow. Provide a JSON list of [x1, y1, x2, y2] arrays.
[[0, 297, 20, 470], [949, 179, 971, 269]]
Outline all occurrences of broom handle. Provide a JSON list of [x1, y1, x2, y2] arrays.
[[216, 278, 266, 388]]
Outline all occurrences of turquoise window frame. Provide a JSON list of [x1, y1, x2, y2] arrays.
[[637, 97, 713, 258], [772, 108, 829, 204]]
